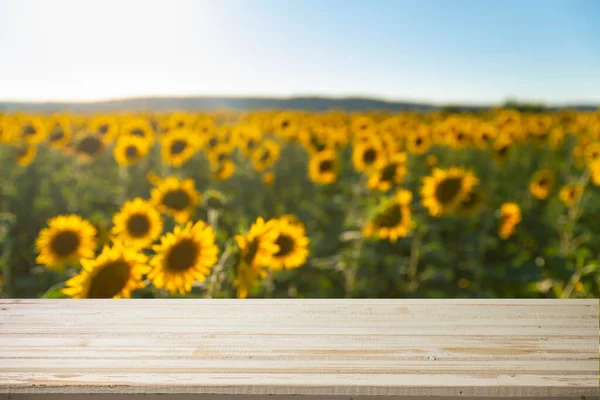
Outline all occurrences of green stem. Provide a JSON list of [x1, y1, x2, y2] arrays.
[[206, 248, 232, 298], [559, 169, 589, 256], [406, 226, 426, 293]]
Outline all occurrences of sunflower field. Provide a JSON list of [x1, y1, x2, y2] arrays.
[[0, 108, 599, 299]]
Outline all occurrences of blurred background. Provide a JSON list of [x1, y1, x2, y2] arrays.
[[0, 0, 599, 299]]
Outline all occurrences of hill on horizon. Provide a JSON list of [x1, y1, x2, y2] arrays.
[[0, 96, 597, 113]]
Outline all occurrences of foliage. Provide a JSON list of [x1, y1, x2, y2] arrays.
[[0, 108, 599, 299]]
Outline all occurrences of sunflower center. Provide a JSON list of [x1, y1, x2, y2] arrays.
[[247, 139, 256, 149], [170, 140, 187, 155], [125, 145, 139, 158], [281, 120, 290, 129], [50, 128, 65, 141], [50, 230, 80, 258], [243, 238, 260, 265], [415, 137, 423, 146], [373, 203, 403, 228], [314, 141, 327, 152], [130, 128, 145, 137], [98, 124, 109, 135], [319, 159, 334, 173], [496, 145, 509, 157], [208, 137, 218, 148], [126, 214, 150, 238], [434, 177, 463, 205], [177, 121, 185, 128], [17, 148, 30, 158], [260, 150, 271, 162], [218, 153, 227, 162], [22, 124, 37, 136], [77, 136, 103, 155], [162, 189, 191, 211], [86, 260, 131, 299], [275, 234, 295, 258], [380, 163, 398, 182], [166, 238, 199, 272], [363, 149, 376, 164], [538, 177, 550, 188]]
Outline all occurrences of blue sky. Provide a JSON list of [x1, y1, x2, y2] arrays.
[[0, 0, 598, 104]]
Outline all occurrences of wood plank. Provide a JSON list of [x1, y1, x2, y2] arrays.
[[0, 299, 598, 399]]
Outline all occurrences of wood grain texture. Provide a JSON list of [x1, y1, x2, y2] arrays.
[[0, 299, 598, 399]]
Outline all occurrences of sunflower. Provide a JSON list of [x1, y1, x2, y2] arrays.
[[559, 184, 584, 207], [493, 134, 513, 162], [204, 132, 221, 153], [234, 217, 280, 268], [89, 116, 119, 143], [232, 256, 267, 299], [235, 123, 262, 157], [206, 143, 234, 165], [498, 203, 521, 240], [252, 140, 280, 172], [232, 218, 280, 298], [279, 214, 306, 234], [366, 152, 408, 192], [166, 112, 196, 131], [47, 116, 72, 149], [406, 127, 431, 155], [590, 161, 600, 186], [529, 169, 554, 200], [111, 198, 163, 249], [150, 176, 200, 224], [526, 115, 552, 143], [73, 132, 105, 160], [213, 124, 237, 152], [299, 126, 331, 155], [379, 132, 403, 157], [160, 129, 200, 167], [421, 167, 479, 217], [496, 110, 521, 129], [15, 145, 36, 167], [19, 117, 48, 145], [352, 140, 385, 172], [549, 126, 565, 150], [113, 135, 150, 166], [212, 159, 236, 180], [121, 118, 154, 143], [195, 117, 216, 140], [448, 125, 472, 148], [584, 142, 600, 165], [149, 221, 219, 295], [36, 214, 97, 269], [474, 123, 497, 149], [262, 172, 275, 185], [268, 217, 309, 270], [308, 149, 338, 184], [363, 189, 413, 242], [351, 115, 377, 140], [62, 243, 149, 298], [503, 122, 526, 143], [273, 112, 299, 139]]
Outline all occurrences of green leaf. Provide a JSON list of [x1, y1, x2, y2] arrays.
[[41, 283, 68, 299]]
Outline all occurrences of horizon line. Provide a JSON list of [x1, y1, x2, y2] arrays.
[[0, 94, 598, 108]]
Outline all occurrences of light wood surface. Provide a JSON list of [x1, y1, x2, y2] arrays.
[[0, 299, 598, 399]]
